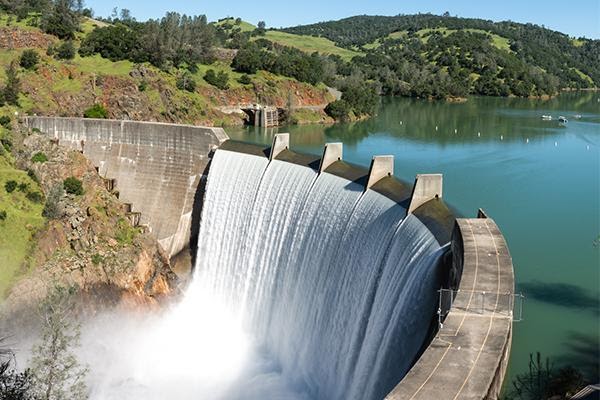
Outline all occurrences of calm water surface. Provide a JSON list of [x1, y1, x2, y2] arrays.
[[226, 92, 600, 382]]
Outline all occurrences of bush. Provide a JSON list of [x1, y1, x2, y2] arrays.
[[176, 73, 196, 92], [54, 41, 76, 60], [63, 177, 83, 195], [43, 184, 64, 219], [27, 169, 39, 183], [203, 69, 229, 90], [0, 210, 6, 221], [83, 104, 108, 119], [91, 253, 103, 265], [325, 99, 352, 121], [17, 182, 29, 192], [31, 152, 48, 163], [138, 80, 148, 92], [1, 137, 12, 153], [0, 116, 11, 128], [26, 191, 44, 203], [4, 180, 17, 193], [115, 217, 137, 245], [238, 74, 252, 85], [20, 50, 40, 70]]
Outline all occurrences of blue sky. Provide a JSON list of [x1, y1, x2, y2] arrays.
[[86, 0, 600, 39]]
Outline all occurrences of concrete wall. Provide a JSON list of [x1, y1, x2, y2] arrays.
[[25, 117, 228, 257], [385, 215, 515, 400]]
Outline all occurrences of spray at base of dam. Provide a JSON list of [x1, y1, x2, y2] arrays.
[[24, 117, 515, 400]]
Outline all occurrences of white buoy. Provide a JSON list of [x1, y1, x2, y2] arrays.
[[435, 126, 438, 131], [587, 145, 590, 150], [454, 128, 457, 134], [500, 135, 503, 140], [526, 138, 529, 143], [555, 141, 558, 147], [477, 132, 481, 137], [400, 121, 403, 125]]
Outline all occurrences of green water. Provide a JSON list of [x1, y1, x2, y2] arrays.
[[226, 92, 600, 382]]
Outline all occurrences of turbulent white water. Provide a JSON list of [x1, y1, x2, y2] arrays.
[[46, 148, 445, 400], [191, 149, 446, 400]]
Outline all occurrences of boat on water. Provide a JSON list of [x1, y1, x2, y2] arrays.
[[559, 116, 568, 123], [542, 115, 552, 120], [574, 114, 582, 119]]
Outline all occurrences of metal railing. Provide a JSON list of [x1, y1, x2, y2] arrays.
[[436, 288, 525, 332]]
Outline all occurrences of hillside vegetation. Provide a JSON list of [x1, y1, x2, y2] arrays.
[[0, 5, 335, 126], [0, 2, 598, 125], [282, 14, 599, 99]]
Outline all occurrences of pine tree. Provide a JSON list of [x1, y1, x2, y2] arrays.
[[29, 286, 88, 400], [2, 62, 20, 106]]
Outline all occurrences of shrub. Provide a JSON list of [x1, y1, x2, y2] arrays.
[[0, 116, 11, 128], [63, 177, 83, 195], [31, 152, 48, 163], [115, 217, 137, 245], [0, 210, 6, 221], [27, 169, 39, 183], [91, 253, 102, 265], [176, 73, 196, 92], [26, 191, 44, 203], [17, 182, 29, 192], [238, 74, 252, 85], [4, 180, 17, 193], [54, 41, 76, 60], [1, 137, 12, 153], [325, 99, 352, 122], [204, 69, 230, 90], [83, 104, 108, 119], [19, 50, 40, 70], [138, 80, 147, 92], [43, 184, 64, 219]]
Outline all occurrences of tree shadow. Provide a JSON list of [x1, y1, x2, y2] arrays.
[[518, 281, 599, 315]]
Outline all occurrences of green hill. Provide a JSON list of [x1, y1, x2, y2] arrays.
[[281, 13, 600, 94], [213, 18, 360, 60]]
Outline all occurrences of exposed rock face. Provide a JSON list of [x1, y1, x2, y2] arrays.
[[2, 132, 178, 328], [0, 27, 56, 49]]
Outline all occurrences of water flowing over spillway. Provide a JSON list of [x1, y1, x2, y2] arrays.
[[191, 149, 447, 400]]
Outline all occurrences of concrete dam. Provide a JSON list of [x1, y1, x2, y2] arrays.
[[25, 117, 515, 400]]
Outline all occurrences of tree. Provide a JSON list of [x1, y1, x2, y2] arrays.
[[325, 99, 351, 121], [29, 286, 88, 400], [231, 44, 263, 74], [0, 337, 34, 400], [2, 62, 20, 106], [256, 20, 266, 36], [176, 72, 196, 92], [506, 353, 586, 400], [19, 50, 40, 70], [53, 41, 76, 60], [43, 183, 64, 219], [203, 69, 229, 90], [119, 8, 132, 22], [41, 0, 80, 40]]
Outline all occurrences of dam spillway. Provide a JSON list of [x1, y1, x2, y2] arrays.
[[24, 117, 515, 400], [194, 147, 446, 399]]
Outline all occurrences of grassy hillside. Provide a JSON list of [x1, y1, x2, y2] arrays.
[[0, 149, 45, 299], [214, 18, 360, 60], [0, 13, 334, 126], [262, 31, 361, 60]]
